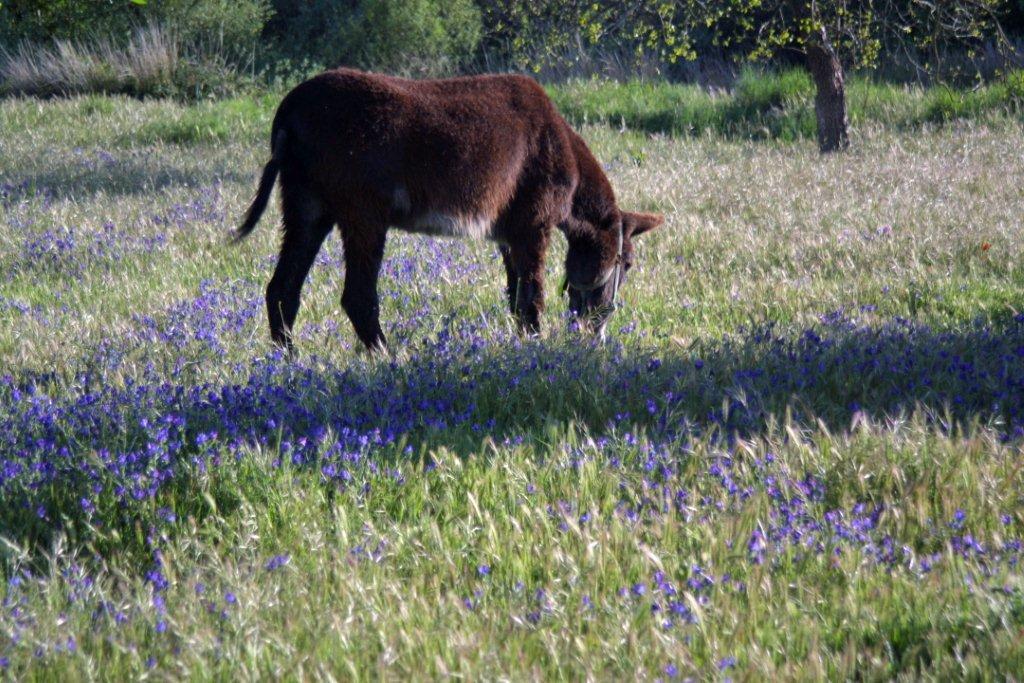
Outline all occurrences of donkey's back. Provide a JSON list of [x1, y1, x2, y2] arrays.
[[258, 70, 573, 241]]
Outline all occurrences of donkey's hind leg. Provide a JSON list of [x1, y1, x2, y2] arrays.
[[266, 190, 333, 350]]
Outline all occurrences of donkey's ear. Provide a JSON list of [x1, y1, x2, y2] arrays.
[[623, 211, 664, 238]]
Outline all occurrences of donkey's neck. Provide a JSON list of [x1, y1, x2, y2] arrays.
[[567, 127, 618, 234]]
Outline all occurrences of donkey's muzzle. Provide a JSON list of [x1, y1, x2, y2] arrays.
[[567, 264, 616, 293], [567, 276, 618, 337]]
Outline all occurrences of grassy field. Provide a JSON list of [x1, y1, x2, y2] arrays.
[[1, 92, 1023, 680], [549, 69, 1024, 141]]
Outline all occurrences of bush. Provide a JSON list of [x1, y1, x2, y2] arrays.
[[0, 0, 134, 45], [0, 0, 271, 66], [148, 0, 273, 63], [265, 0, 482, 75], [1007, 69, 1024, 99], [0, 24, 251, 100], [340, 0, 481, 74], [260, 0, 336, 66]]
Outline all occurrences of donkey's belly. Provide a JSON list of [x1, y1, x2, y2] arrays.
[[397, 211, 496, 240], [388, 183, 499, 241]]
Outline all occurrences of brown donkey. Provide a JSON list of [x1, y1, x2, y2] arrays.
[[235, 68, 663, 352]]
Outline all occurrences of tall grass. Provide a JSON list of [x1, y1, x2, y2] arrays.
[[0, 24, 249, 99]]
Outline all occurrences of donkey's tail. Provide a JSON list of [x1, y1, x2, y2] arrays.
[[232, 129, 286, 243]]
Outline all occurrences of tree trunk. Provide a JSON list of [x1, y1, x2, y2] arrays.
[[805, 43, 849, 153]]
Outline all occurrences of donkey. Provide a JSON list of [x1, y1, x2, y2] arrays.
[[235, 68, 663, 352]]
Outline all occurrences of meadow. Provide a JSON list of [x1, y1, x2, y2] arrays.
[[1, 89, 1023, 679]]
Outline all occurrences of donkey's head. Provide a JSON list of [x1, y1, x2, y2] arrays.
[[564, 210, 664, 336]]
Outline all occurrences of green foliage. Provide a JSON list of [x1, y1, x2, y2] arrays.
[[265, 0, 481, 75], [251, 0, 336, 70], [1, 0, 1017, 87], [687, 0, 1009, 70], [0, 0, 272, 63], [1007, 68, 1024, 97], [146, 0, 273, 61], [479, 0, 695, 72], [921, 77, 1024, 122], [0, 25, 256, 100], [0, 0, 135, 44], [0, 0, 273, 100], [337, 0, 482, 73], [476, 1, 1012, 82]]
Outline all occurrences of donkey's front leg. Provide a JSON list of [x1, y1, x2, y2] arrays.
[[505, 231, 549, 335], [499, 245, 519, 316], [340, 224, 388, 353]]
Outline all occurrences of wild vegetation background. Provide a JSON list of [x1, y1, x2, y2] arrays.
[[2, 1, 1024, 680], [2, 0, 1024, 98]]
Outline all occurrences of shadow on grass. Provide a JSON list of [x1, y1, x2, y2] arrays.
[[7, 160, 250, 202], [1, 308, 1023, 562]]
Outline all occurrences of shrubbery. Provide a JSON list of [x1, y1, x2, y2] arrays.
[[265, 0, 481, 75], [0, 0, 484, 96], [1, 24, 253, 99], [0, 0, 132, 45], [153, 0, 272, 62], [1, 0, 271, 58], [1, 0, 1022, 106], [339, 0, 482, 75], [0, 0, 271, 98]]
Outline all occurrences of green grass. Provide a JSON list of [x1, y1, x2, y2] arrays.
[[1, 90, 1024, 680], [6, 67, 1021, 146], [548, 68, 1024, 140]]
